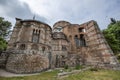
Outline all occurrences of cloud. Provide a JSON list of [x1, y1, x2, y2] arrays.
[[20, 0, 120, 29], [0, 0, 48, 26], [0, 0, 120, 29]]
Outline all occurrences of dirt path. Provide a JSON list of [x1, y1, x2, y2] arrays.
[[0, 69, 40, 77]]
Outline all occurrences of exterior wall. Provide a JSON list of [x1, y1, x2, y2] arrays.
[[6, 53, 49, 73], [0, 19, 118, 73], [7, 19, 22, 50], [53, 20, 118, 66], [51, 39, 69, 68], [5, 19, 52, 73], [63, 24, 83, 53], [85, 21, 118, 65]]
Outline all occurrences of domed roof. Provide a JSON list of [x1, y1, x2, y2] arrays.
[[53, 21, 71, 29], [15, 18, 52, 30], [52, 32, 68, 40]]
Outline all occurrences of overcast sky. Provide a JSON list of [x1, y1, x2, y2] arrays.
[[0, 0, 120, 30]]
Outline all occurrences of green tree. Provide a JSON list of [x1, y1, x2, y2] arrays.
[[0, 37, 7, 52], [103, 18, 120, 54], [0, 17, 12, 39], [0, 17, 12, 52]]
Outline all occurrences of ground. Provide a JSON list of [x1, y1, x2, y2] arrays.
[[0, 69, 120, 80]]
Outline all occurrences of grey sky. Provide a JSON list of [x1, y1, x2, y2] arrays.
[[0, 0, 120, 30]]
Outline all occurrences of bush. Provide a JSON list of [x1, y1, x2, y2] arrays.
[[90, 68, 98, 71], [117, 54, 120, 59], [75, 64, 82, 70], [64, 65, 68, 69]]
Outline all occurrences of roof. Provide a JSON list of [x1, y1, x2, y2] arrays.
[[53, 20, 71, 28], [52, 32, 68, 41], [16, 18, 52, 30]]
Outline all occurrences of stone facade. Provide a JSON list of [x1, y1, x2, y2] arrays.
[[5, 18, 51, 73], [6, 53, 49, 73], [0, 18, 118, 73]]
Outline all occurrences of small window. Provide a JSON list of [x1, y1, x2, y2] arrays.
[[61, 55, 65, 58], [69, 35, 72, 40], [78, 28, 85, 32], [42, 47, 45, 52], [62, 45, 67, 51], [31, 44, 38, 50], [75, 35, 78, 38], [19, 44, 25, 50]]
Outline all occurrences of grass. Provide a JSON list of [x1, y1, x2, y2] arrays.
[[63, 69, 120, 80], [0, 69, 120, 80], [0, 70, 59, 80]]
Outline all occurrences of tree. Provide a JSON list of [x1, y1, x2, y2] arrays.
[[0, 37, 7, 52], [0, 17, 12, 39], [102, 18, 120, 54], [0, 17, 12, 52]]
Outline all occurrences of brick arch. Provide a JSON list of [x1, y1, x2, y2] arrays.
[[31, 44, 39, 50]]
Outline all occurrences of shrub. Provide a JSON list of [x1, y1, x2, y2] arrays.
[[75, 64, 81, 70], [117, 54, 120, 59], [90, 68, 98, 71], [64, 65, 68, 69]]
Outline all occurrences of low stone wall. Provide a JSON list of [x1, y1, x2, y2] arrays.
[[57, 67, 91, 78], [6, 53, 49, 74]]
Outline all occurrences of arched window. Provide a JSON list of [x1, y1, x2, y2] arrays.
[[74, 35, 79, 47], [78, 28, 85, 32], [42, 47, 45, 52], [79, 34, 86, 46], [31, 44, 38, 50], [32, 29, 40, 43]]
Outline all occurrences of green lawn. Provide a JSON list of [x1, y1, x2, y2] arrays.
[[62, 69, 120, 80], [0, 69, 120, 80]]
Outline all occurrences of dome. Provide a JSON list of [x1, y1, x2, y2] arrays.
[[15, 18, 52, 30], [52, 32, 68, 40], [53, 21, 71, 29]]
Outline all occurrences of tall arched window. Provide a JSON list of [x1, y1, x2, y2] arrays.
[[32, 29, 40, 43], [79, 34, 86, 46], [74, 35, 79, 47]]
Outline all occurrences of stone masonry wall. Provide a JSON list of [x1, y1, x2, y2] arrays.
[[0, 52, 8, 68], [6, 53, 49, 74]]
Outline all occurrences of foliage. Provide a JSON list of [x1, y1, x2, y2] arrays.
[[0, 17, 12, 39], [116, 54, 120, 62], [90, 67, 98, 71], [117, 54, 120, 59], [75, 64, 83, 70], [64, 64, 69, 69], [102, 19, 120, 54], [0, 17, 12, 52], [0, 37, 7, 52]]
